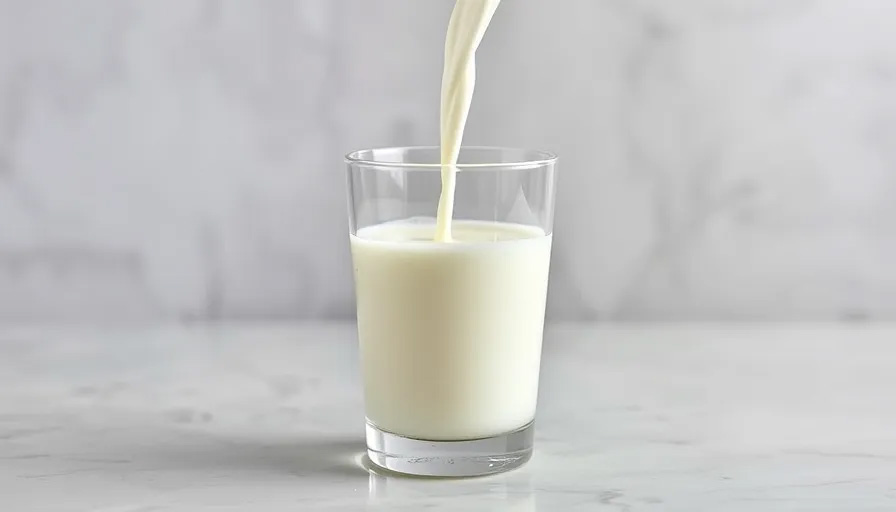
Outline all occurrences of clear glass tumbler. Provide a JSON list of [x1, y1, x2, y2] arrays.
[[345, 146, 557, 477]]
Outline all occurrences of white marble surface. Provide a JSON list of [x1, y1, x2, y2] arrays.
[[2, 1, 896, 322], [1, 322, 895, 510]]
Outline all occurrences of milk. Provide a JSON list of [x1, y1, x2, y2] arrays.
[[435, 0, 502, 242], [350, 0, 550, 442], [351, 220, 551, 440]]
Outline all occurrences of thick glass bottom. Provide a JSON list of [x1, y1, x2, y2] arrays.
[[365, 420, 534, 477]]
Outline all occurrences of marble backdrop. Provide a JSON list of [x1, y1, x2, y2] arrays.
[[1, 0, 895, 322]]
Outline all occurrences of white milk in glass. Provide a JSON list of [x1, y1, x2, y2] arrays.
[[351, 0, 551, 442], [351, 220, 551, 440]]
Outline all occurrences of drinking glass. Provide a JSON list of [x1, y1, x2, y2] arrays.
[[345, 146, 557, 476]]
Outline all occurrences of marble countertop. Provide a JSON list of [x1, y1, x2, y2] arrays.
[[1, 323, 895, 511]]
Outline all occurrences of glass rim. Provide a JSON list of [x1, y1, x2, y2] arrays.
[[345, 145, 557, 171]]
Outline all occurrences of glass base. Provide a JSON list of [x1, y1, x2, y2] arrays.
[[365, 420, 534, 477]]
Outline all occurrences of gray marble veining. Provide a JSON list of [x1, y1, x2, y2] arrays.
[[1, 0, 896, 321], [1, 323, 895, 510]]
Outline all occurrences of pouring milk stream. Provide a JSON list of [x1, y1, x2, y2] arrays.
[[434, 0, 502, 242]]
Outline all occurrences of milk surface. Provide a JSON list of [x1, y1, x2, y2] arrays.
[[351, 220, 551, 440]]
